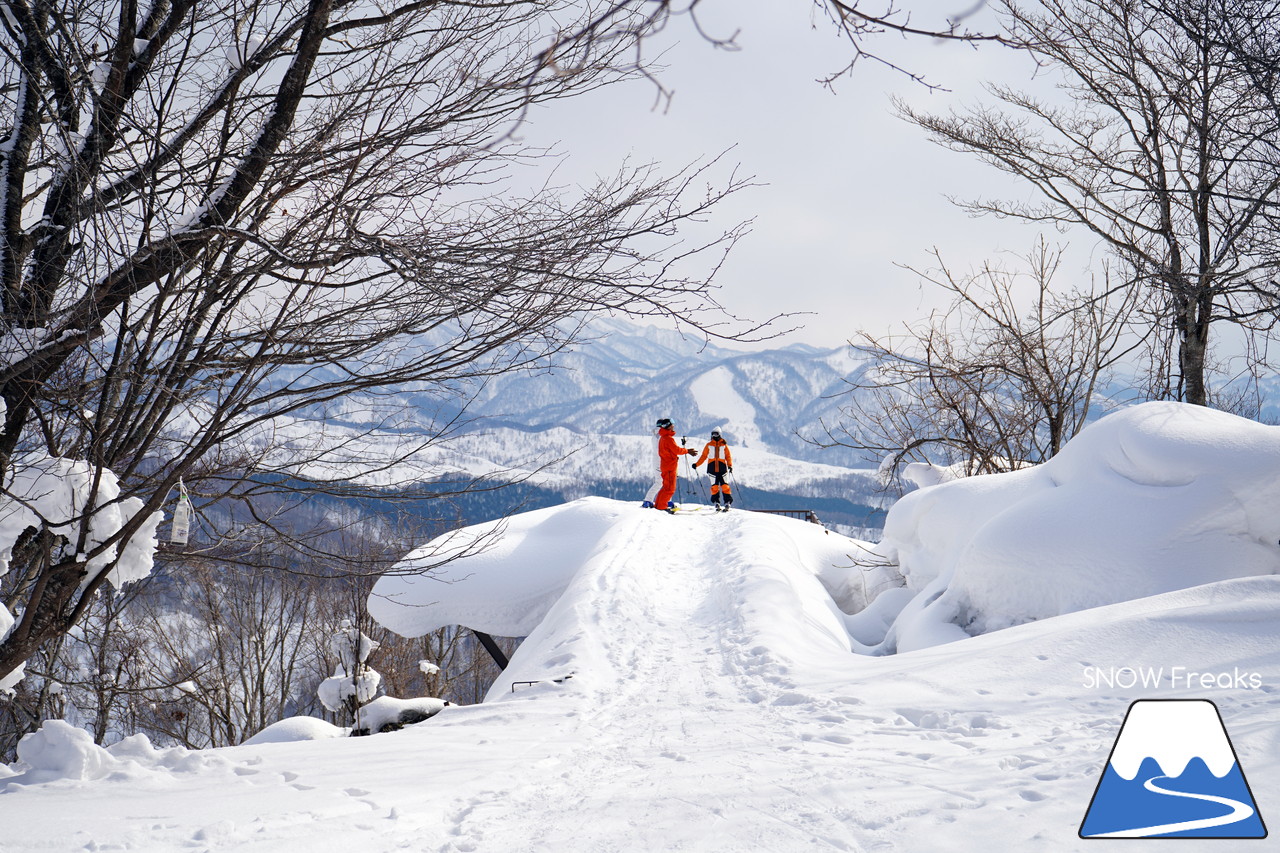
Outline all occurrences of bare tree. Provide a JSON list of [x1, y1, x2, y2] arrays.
[[0, 640, 66, 760], [129, 560, 326, 749], [820, 239, 1137, 485], [898, 0, 1280, 407], [0, 0, 779, 686], [542, 0, 1006, 94]]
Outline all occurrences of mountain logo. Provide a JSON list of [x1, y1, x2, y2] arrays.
[[1079, 699, 1267, 839]]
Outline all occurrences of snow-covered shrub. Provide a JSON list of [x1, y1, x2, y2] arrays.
[[318, 619, 383, 730], [351, 696, 448, 736], [317, 667, 382, 714]]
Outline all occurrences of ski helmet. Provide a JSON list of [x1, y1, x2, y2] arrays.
[[656, 417, 673, 429]]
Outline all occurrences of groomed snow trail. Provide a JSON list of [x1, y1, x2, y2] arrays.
[[435, 508, 872, 851], [423, 506, 1051, 853]]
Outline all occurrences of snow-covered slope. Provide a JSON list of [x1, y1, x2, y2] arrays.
[[5, 499, 1278, 851]]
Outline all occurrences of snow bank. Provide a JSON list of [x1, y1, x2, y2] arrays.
[[369, 497, 633, 637], [860, 402, 1280, 652], [3, 721, 228, 789]]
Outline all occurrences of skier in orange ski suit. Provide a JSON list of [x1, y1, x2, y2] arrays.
[[653, 417, 696, 512]]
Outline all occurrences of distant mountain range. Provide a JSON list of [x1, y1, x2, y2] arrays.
[[446, 317, 876, 468], [267, 317, 1280, 537], [427, 318, 896, 532], [261, 318, 892, 535]]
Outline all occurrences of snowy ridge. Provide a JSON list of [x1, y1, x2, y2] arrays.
[[689, 365, 763, 448], [274, 317, 882, 468], [1108, 701, 1236, 781]]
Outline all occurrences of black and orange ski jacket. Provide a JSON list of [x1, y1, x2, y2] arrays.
[[694, 438, 733, 475]]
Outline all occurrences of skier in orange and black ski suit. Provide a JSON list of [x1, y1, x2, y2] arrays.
[[693, 428, 733, 510], [654, 417, 696, 513]]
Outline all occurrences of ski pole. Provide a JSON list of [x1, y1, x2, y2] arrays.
[[683, 436, 708, 502], [679, 436, 693, 504], [683, 436, 707, 501], [728, 468, 746, 509]]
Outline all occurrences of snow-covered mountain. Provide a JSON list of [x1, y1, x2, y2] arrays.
[[460, 318, 871, 466], [263, 317, 888, 532], [267, 317, 1280, 536]]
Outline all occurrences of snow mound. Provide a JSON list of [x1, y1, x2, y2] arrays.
[[356, 696, 448, 734], [370, 495, 874, 701], [4, 721, 230, 788], [243, 716, 346, 745], [369, 497, 634, 637], [12, 720, 107, 784], [863, 402, 1280, 652], [372, 402, 1280, 667]]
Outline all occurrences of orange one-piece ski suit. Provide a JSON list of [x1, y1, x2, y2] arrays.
[[654, 425, 695, 511]]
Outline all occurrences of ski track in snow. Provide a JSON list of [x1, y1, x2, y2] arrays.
[[6, 506, 1280, 851], [383, 506, 1143, 853]]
